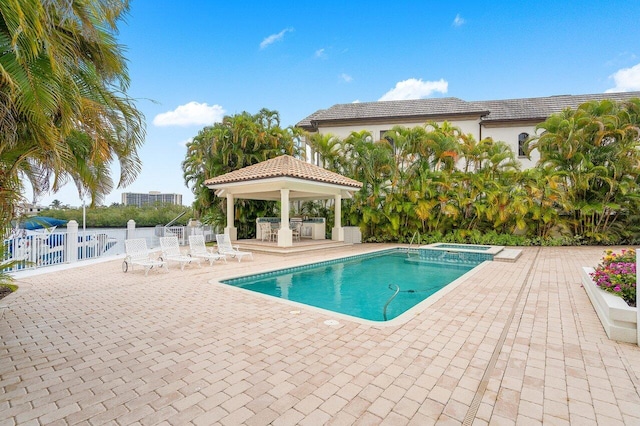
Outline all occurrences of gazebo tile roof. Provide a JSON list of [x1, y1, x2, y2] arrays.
[[204, 155, 363, 188]]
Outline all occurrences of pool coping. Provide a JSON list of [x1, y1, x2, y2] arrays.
[[209, 247, 491, 327], [420, 243, 505, 255]]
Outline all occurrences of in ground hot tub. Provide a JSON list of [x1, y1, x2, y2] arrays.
[[418, 243, 504, 263]]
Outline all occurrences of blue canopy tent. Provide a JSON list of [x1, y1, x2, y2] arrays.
[[19, 216, 68, 230]]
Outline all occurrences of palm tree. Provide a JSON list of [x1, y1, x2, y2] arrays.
[[341, 130, 373, 178], [308, 132, 343, 171], [413, 121, 462, 172], [0, 0, 145, 219], [183, 110, 299, 236], [519, 168, 568, 238], [458, 133, 484, 172], [182, 126, 220, 217], [527, 99, 640, 242], [340, 132, 394, 238]]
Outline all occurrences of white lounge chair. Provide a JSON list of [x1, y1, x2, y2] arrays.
[[123, 238, 167, 276], [159, 236, 202, 270], [215, 234, 253, 262], [188, 235, 227, 266]]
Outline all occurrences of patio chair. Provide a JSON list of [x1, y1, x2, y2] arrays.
[[259, 221, 276, 242], [159, 236, 202, 270], [215, 234, 253, 262], [188, 235, 227, 266], [123, 238, 167, 276], [290, 219, 303, 241]]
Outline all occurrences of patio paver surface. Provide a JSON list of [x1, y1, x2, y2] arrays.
[[1, 245, 639, 425]]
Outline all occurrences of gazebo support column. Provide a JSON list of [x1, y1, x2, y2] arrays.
[[278, 189, 293, 247], [225, 194, 237, 240], [332, 194, 344, 242]]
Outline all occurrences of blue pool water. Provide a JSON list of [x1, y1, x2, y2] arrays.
[[221, 250, 478, 322]]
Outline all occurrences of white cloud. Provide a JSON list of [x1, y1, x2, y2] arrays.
[[153, 102, 225, 127], [606, 62, 640, 92], [180, 137, 193, 148], [315, 48, 326, 58], [378, 78, 448, 101], [260, 28, 294, 49], [340, 73, 353, 83], [453, 14, 465, 27]]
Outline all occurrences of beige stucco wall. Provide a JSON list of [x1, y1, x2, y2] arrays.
[[481, 124, 540, 169], [316, 118, 481, 142]]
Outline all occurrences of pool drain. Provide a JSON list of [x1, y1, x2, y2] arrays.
[[462, 246, 541, 425]]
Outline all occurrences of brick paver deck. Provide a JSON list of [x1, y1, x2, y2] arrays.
[[1, 245, 639, 425]]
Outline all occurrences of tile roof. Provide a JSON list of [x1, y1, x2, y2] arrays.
[[204, 155, 363, 188], [476, 92, 640, 122], [296, 92, 640, 129], [297, 97, 487, 129], [295, 108, 326, 129]]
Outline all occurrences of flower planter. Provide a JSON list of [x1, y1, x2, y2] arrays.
[[581, 267, 637, 343]]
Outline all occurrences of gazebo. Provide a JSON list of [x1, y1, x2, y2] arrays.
[[204, 155, 363, 247]]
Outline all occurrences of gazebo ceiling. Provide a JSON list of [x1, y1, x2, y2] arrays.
[[204, 155, 362, 201]]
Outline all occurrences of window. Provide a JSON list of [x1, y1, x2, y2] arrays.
[[380, 130, 394, 148], [518, 132, 529, 157]]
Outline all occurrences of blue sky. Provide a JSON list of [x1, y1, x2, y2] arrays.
[[38, 0, 640, 207]]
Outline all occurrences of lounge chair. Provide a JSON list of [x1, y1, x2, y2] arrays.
[[215, 234, 253, 262], [159, 236, 202, 270], [123, 238, 167, 276], [188, 235, 227, 266]]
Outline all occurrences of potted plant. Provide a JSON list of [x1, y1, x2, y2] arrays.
[[581, 249, 637, 343]]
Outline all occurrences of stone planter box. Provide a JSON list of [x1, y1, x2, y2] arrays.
[[581, 267, 637, 343]]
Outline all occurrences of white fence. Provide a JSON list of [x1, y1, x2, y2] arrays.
[[3, 220, 216, 273]]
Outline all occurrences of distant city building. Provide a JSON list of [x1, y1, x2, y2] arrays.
[[121, 191, 183, 207]]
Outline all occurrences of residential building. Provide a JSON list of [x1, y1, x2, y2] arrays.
[[121, 191, 183, 207], [296, 91, 640, 169], [16, 203, 46, 216]]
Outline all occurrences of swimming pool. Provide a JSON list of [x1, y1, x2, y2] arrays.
[[221, 250, 481, 322]]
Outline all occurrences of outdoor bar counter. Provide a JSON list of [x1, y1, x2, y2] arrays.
[[256, 217, 326, 240]]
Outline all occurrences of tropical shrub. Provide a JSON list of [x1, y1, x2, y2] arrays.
[[39, 204, 194, 228], [590, 249, 637, 307], [184, 99, 640, 245]]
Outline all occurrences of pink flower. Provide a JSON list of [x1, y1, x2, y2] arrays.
[[591, 248, 636, 307]]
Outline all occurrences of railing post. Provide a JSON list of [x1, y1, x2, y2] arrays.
[[127, 219, 136, 240], [67, 220, 78, 264]]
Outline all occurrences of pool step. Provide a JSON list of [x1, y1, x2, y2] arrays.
[[494, 249, 522, 262], [234, 239, 353, 255]]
